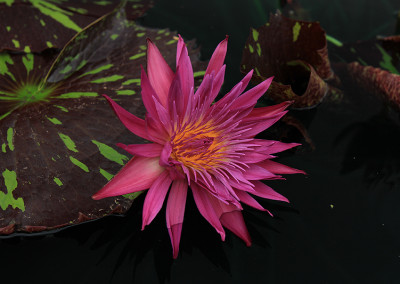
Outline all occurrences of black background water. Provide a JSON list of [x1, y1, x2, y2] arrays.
[[2, 0, 400, 283]]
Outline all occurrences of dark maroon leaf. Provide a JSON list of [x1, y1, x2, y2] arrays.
[[0, 0, 153, 52], [331, 35, 400, 110], [0, 7, 206, 235], [241, 13, 335, 109], [346, 62, 400, 110], [331, 36, 400, 74]]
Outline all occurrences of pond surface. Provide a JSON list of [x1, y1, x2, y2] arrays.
[[1, 0, 400, 283]]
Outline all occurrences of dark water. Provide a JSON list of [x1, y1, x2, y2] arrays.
[[2, 0, 400, 283]]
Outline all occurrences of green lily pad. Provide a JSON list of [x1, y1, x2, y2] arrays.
[[241, 13, 334, 109], [0, 6, 205, 235], [0, 0, 153, 52]]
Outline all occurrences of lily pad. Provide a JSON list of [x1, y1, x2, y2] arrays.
[[0, 0, 153, 52], [241, 13, 334, 109], [0, 6, 205, 235], [331, 35, 400, 110]]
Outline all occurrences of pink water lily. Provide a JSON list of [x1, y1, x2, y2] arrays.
[[92, 35, 305, 258]]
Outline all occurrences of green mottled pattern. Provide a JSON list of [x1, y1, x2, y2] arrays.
[[79, 64, 113, 77], [166, 39, 177, 45], [94, 0, 111, 5], [116, 89, 135, 95], [122, 78, 140, 86], [12, 39, 20, 48], [193, 71, 206, 78], [0, 0, 14, 7], [326, 34, 343, 47], [0, 169, 25, 212], [53, 177, 63, 186], [6, 127, 14, 151], [54, 105, 68, 112], [248, 44, 254, 53], [252, 28, 259, 41], [92, 140, 128, 166], [69, 156, 89, 172], [123, 191, 142, 200], [90, 75, 124, 83], [29, 0, 82, 32], [56, 92, 98, 98], [129, 52, 145, 60], [22, 53, 34, 74], [0, 53, 16, 81], [99, 168, 113, 181], [256, 43, 261, 56], [292, 22, 301, 42], [376, 44, 399, 74], [58, 133, 78, 152], [47, 116, 62, 124]]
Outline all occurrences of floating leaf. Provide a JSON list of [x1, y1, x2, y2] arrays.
[[347, 62, 400, 110], [331, 35, 400, 110], [0, 0, 153, 52], [0, 6, 206, 235], [241, 13, 334, 109]]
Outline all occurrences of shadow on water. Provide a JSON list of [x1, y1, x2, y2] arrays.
[[49, 189, 294, 283], [336, 110, 400, 188]]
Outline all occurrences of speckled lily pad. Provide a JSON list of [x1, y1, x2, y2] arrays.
[[0, 6, 206, 235], [0, 0, 153, 52]]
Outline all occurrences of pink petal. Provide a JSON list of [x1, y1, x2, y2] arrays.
[[147, 39, 174, 107], [246, 101, 292, 119], [238, 151, 272, 164], [140, 66, 160, 119], [142, 170, 172, 229], [116, 143, 163, 157], [258, 160, 306, 175], [193, 73, 213, 107], [234, 189, 266, 212], [206, 65, 226, 105], [253, 139, 300, 155], [212, 81, 243, 110], [239, 111, 288, 137], [176, 41, 194, 110], [145, 114, 169, 144], [191, 183, 225, 240], [159, 142, 172, 167], [167, 69, 185, 119], [242, 163, 280, 180], [220, 210, 251, 246], [103, 95, 149, 140], [251, 181, 289, 203], [231, 76, 273, 110], [214, 69, 253, 108], [205, 36, 228, 76], [153, 96, 172, 133], [176, 35, 185, 66], [166, 179, 188, 259], [92, 157, 164, 200]]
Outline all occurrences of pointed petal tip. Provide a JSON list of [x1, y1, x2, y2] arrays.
[[91, 193, 102, 200]]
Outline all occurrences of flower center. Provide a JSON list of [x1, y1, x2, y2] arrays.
[[170, 123, 227, 171]]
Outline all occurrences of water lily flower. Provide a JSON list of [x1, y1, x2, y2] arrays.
[[92, 35, 305, 258]]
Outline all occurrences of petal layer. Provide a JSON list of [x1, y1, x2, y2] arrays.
[[92, 157, 164, 199], [166, 179, 189, 259]]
